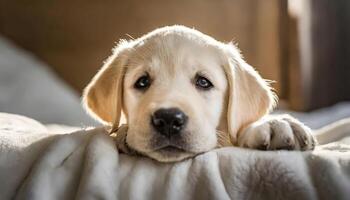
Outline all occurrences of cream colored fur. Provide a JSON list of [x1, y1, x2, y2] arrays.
[[83, 25, 317, 162]]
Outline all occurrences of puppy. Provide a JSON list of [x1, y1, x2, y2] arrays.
[[83, 25, 317, 162]]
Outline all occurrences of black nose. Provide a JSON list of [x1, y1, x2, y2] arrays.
[[151, 108, 188, 137]]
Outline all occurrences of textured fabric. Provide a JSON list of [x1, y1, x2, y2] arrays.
[[1, 113, 350, 200], [0, 36, 96, 126], [275, 102, 350, 129]]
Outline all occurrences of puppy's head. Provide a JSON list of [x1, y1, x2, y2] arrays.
[[83, 26, 275, 162]]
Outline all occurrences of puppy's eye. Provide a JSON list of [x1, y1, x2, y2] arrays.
[[134, 74, 151, 90], [195, 75, 213, 90]]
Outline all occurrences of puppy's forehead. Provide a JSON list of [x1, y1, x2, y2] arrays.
[[129, 32, 223, 75]]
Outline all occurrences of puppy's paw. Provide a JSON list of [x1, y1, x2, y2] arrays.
[[237, 115, 317, 151]]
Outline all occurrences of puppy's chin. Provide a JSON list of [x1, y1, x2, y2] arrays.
[[125, 128, 218, 162], [128, 142, 196, 162], [146, 149, 195, 162]]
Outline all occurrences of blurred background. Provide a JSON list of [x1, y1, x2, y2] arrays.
[[1, 0, 350, 128]]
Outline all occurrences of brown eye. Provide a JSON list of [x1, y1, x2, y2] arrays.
[[195, 75, 213, 90], [134, 74, 151, 90]]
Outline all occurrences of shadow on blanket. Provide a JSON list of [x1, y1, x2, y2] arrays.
[[0, 112, 350, 200]]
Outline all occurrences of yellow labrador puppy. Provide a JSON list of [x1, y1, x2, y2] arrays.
[[83, 25, 317, 162]]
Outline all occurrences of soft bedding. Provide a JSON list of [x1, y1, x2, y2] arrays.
[[0, 35, 96, 126], [0, 112, 350, 200]]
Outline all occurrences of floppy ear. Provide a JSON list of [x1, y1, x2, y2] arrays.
[[82, 41, 130, 128], [223, 44, 276, 144]]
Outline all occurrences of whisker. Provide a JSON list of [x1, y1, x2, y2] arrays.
[[125, 33, 135, 40]]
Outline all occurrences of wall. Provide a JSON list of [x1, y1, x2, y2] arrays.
[[0, 0, 286, 96]]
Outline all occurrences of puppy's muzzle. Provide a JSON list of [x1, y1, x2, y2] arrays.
[[151, 108, 188, 137]]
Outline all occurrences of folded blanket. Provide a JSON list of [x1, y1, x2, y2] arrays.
[[0, 113, 350, 200]]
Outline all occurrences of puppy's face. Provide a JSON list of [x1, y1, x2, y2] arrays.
[[123, 36, 228, 161], [83, 26, 275, 162]]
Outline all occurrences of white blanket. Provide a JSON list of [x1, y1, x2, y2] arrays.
[[1, 113, 350, 200]]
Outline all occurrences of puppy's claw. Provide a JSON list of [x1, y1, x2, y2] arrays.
[[257, 143, 269, 150]]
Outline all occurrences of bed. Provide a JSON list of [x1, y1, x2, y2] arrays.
[[1, 35, 350, 200], [1, 113, 350, 200]]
